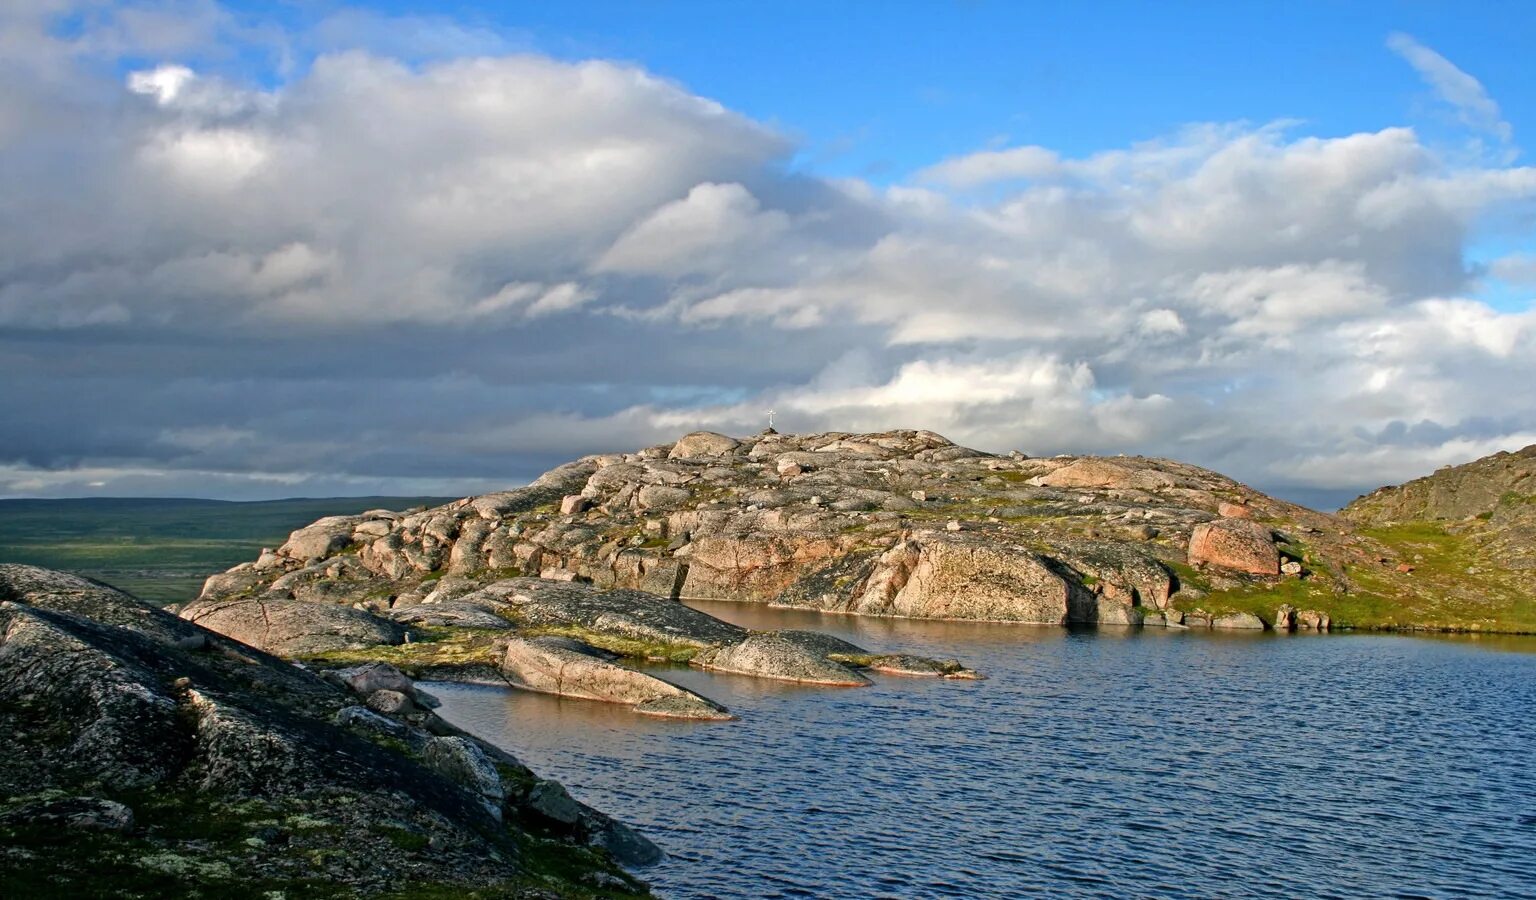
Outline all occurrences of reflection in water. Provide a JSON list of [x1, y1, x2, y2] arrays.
[[430, 603, 1536, 899]]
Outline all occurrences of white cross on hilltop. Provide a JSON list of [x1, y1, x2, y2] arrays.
[[766, 409, 776, 429]]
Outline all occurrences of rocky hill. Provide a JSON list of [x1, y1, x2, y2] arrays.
[[1342, 443, 1536, 627], [0, 564, 655, 899], [183, 430, 1536, 703]]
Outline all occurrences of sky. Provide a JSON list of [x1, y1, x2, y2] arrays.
[[2, 1, 1534, 508]]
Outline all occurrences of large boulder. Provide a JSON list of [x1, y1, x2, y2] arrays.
[[636, 484, 693, 510], [422, 736, 507, 819], [499, 636, 732, 720], [667, 431, 741, 460], [179, 597, 405, 655], [1212, 612, 1267, 630], [848, 535, 1077, 623], [279, 519, 358, 560], [1188, 519, 1280, 576], [680, 533, 847, 601], [1034, 459, 1175, 491]]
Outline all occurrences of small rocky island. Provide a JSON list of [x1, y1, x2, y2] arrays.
[[180, 429, 1536, 724]]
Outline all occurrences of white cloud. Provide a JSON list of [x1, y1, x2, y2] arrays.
[[1178, 261, 1390, 339], [917, 145, 1060, 188], [1489, 253, 1536, 285], [3, 4, 1536, 505], [1388, 32, 1514, 152], [596, 182, 791, 277], [1138, 309, 1186, 337], [127, 63, 195, 104], [1273, 431, 1536, 490], [525, 282, 596, 318]]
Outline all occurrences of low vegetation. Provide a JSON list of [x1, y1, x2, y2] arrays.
[[0, 497, 452, 605]]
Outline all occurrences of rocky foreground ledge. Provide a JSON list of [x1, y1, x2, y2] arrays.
[[185, 429, 1536, 714], [0, 564, 655, 899]]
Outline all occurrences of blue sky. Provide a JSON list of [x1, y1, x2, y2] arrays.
[[209, 0, 1536, 179], [3, 1, 1535, 502]]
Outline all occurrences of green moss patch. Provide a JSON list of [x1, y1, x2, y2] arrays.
[[521, 624, 699, 663], [299, 627, 504, 675]]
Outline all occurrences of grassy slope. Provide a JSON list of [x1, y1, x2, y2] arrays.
[[1172, 522, 1536, 633], [0, 497, 454, 605]]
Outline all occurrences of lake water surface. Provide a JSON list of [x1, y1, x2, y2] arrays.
[[429, 602, 1536, 899]]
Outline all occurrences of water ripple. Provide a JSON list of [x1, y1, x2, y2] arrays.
[[428, 603, 1536, 899]]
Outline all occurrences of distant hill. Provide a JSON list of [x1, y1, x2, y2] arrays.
[[1343, 444, 1536, 591], [0, 496, 455, 605], [1343, 444, 1536, 523]]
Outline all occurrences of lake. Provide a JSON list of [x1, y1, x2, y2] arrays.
[[429, 601, 1536, 899]]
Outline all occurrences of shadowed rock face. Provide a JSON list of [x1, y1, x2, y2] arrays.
[[0, 564, 655, 897]]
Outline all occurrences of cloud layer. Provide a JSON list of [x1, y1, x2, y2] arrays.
[[2, 5, 1534, 506]]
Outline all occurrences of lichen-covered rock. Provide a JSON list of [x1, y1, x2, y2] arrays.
[[1082, 595, 1145, 626], [0, 565, 208, 642], [847, 534, 1078, 623], [1054, 539, 1175, 610], [1188, 519, 1281, 576], [636, 484, 693, 509], [482, 578, 746, 648], [386, 602, 515, 629], [0, 603, 184, 788], [422, 736, 506, 819], [680, 533, 849, 600], [364, 688, 415, 715], [863, 654, 982, 679], [336, 662, 415, 696], [528, 779, 583, 825], [178, 596, 405, 655], [1212, 612, 1267, 630], [499, 636, 733, 719], [279, 519, 359, 560], [1345, 443, 1536, 523], [690, 632, 871, 686], [1296, 609, 1332, 631], [1034, 458, 1176, 491], [667, 431, 741, 459], [0, 565, 656, 896], [0, 796, 135, 832]]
